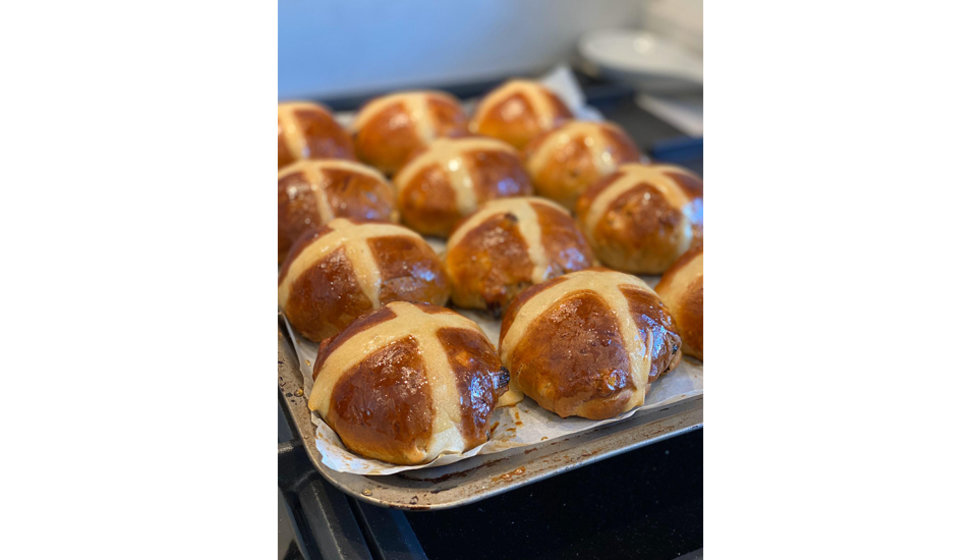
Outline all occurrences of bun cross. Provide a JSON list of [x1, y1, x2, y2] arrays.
[[500, 269, 656, 412], [278, 218, 424, 310]]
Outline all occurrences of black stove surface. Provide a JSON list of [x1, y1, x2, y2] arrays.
[[280, 397, 702, 560], [406, 430, 702, 560], [279, 72, 703, 559]]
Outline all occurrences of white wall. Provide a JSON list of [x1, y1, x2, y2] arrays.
[[278, 0, 644, 100]]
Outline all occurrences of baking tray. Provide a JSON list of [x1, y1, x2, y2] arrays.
[[278, 315, 703, 511]]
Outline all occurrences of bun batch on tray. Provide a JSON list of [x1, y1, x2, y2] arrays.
[[277, 82, 703, 464]]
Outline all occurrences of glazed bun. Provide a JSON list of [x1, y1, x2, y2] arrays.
[[445, 197, 594, 314], [352, 91, 468, 175], [499, 268, 682, 420], [278, 159, 398, 263], [308, 302, 511, 465], [469, 80, 573, 149], [393, 137, 533, 237], [278, 102, 355, 169], [523, 120, 641, 209], [278, 218, 450, 341], [655, 244, 703, 360], [576, 163, 703, 274]]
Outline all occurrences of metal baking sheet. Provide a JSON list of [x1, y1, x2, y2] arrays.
[[279, 317, 703, 511], [277, 64, 702, 506]]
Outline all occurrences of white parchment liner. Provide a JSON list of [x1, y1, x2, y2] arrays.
[[286, 66, 703, 475]]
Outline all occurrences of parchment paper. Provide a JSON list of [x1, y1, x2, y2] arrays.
[[285, 65, 703, 475]]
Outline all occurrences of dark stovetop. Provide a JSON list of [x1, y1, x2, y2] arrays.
[[279, 394, 702, 560], [405, 430, 703, 560], [279, 72, 703, 560]]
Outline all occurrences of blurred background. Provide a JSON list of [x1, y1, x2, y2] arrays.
[[279, 0, 702, 139]]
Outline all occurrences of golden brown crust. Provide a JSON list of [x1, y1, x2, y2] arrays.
[[369, 235, 451, 306], [278, 170, 322, 262], [278, 103, 355, 169], [353, 102, 421, 174], [662, 170, 704, 200], [277, 223, 324, 284], [396, 163, 459, 235], [508, 291, 635, 419], [282, 246, 375, 341], [523, 121, 641, 209], [312, 306, 397, 381], [532, 201, 595, 272], [576, 169, 621, 205], [658, 240, 703, 284], [465, 148, 535, 200], [277, 220, 450, 341], [427, 96, 469, 136], [353, 92, 467, 175], [310, 302, 508, 465], [498, 268, 682, 420], [296, 107, 356, 161], [655, 244, 703, 360], [394, 138, 533, 237], [278, 120, 292, 169], [622, 286, 684, 377], [326, 336, 434, 464], [321, 167, 397, 221], [576, 164, 703, 274], [445, 211, 535, 313], [595, 184, 691, 272], [499, 276, 563, 338], [437, 327, 509, 447], [470, 83, 573, 149], [678, 276, 703, 360], [445, 198, 594, 314], [277, 160, 399, 263]]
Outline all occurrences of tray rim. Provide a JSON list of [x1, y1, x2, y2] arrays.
[[278, 319, 703, 511]]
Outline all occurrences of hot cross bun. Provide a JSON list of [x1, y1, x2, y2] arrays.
[[308, 301, 512, 465], [352, 91, 468, 175], [393, 137, 533, 237], [278, 159, 398, 263], [278, 102, 355, 169], [499, 268, 682, 420], [469, 80, 573, 149], [277, 218, 449, 341], [522, 120, 641, 209], [655, 244, 703, 360], [576, 163, 703, 274], [445, 197, 594, 314]]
